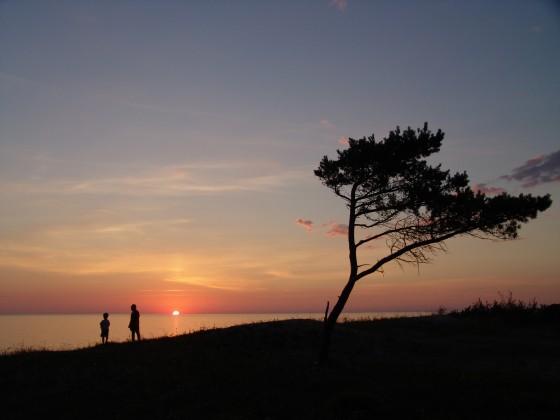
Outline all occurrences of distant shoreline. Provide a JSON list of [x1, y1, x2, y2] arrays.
[[0, 310, 432, 315]]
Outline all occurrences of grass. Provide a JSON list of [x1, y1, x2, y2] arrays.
[[1, 303, 559, 419]]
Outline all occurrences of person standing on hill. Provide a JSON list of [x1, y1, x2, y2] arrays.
[[128, 304, 141, 342], [99, 312, 110, 344]]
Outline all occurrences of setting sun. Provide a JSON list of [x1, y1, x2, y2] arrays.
[[172, 310, 180, 316]]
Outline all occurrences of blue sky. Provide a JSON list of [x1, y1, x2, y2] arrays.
[[0, 0, 559, 313]]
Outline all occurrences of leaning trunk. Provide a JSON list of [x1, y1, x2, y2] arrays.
[[318, 276, 356, 365], [318, 183, 359, 365]]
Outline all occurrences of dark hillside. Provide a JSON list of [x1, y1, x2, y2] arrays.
[[1, 313, 559, 419]]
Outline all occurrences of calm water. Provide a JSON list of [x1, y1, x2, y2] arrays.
[[0, 312, 429, 352]]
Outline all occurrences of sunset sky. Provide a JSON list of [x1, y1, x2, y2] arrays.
[[1, 0, 559, 314]]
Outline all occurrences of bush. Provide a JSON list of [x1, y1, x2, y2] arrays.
[[451, 292, 560, 322]]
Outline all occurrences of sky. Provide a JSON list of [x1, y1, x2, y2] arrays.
[[0, 0, 559, 314]]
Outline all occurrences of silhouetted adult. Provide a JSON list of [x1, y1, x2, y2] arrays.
[[128, 304, 141, 342]]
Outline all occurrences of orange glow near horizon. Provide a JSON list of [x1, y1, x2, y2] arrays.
[[1, 226, 560, 314]]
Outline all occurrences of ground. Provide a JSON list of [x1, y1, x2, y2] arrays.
[[1, 313, 559, 419]]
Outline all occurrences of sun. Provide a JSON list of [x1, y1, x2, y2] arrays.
[[172, 310, 180, 316]]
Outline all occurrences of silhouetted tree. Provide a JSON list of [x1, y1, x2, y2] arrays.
[[315, 123, 552, 364]]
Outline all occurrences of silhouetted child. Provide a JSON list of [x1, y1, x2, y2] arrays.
[[128, 304, 141, 342], [100, 312, 110, 344]]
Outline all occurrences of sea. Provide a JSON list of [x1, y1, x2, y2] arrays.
[[0, 312, 430, 353]]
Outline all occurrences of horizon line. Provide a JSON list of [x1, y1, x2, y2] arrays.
[[0, 310, 434, 316]]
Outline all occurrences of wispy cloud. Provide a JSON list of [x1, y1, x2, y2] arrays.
[[45, 219, 191, 236], [295, 218, 314, 232], [472, 183, 506, 195], [330, 0, 348, 12], [164, 276, 244, 291], [319, 119, 336, 129], [0, 162, 307, 197], [502, 150, 560, 187], [324, 222, 348, 237]]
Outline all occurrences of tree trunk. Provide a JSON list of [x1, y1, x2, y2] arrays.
[[317, 182, 358, 365], [318, 276, 356, 365]]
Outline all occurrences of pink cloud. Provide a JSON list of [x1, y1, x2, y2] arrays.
[[338, 136, 349, 146], [330, 0, 347, 12], [472, 183, 506, 195], [296, 218, 313, 232], [325, 222, 348, 237], [320, 119, 336, 129]]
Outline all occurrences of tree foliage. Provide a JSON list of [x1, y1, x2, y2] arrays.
[[315, 123, 552, 363]]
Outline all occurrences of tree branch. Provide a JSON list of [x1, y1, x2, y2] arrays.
[[356, 228, 470, 281], [355, 185, 401, 203], [354, 210, 400, 229], [355, 225, 415, 247], [334, 190, 351, 201]]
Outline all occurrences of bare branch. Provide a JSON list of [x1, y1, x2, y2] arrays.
[[356, 228, 470, 281], [333, 189, 351, 201], [356, 225, 414, 247], [355, 185, 401, 203], [355, 209, 400, 229]]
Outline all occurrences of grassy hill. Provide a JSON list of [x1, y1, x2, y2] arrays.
[[1, 310, 559, 419]]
